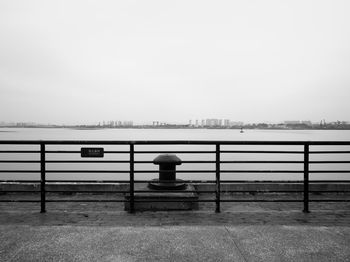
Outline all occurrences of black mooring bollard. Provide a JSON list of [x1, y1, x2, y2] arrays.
[[148, 154, 187, 190]]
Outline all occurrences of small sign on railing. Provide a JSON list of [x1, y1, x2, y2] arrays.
[[81, 147, 104, 158]]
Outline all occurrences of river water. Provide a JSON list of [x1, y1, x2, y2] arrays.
[[0, 128, 349, 181]]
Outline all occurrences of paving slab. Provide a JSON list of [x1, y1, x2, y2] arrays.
[[0, 225, 349, 262], [226, 226, 350, 262], [0, 226, 246, 262]]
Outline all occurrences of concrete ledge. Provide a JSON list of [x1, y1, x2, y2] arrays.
[[0, 182, 128, 194], [195, 182, 350, 192], [1, 182, 349, 194]]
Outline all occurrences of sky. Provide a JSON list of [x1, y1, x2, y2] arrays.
[[0, 0, 349, 125]]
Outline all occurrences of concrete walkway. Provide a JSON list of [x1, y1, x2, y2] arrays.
[[0, 194, 349, 261], [1, 224, 349, 262]]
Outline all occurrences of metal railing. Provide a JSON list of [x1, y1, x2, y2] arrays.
[[0, 140, 349, 213]]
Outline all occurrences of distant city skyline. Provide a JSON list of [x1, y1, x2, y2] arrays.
[[1, 118, 349, 127], [1, 1, 350, 124]]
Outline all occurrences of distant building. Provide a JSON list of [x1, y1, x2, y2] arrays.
[[230, 121, 244, 126], [301, 121, 312, 126], [284, 121, 300, 125], [284, 120, 312, 126], [123, 121, 133, 126], [206, 119, 220, 127]]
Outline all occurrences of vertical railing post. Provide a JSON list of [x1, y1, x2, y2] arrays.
[[215, 143, 221, 213], [40, 142, 46, 213], [303, 143, 310, 213], [129, 143, 135, 213]]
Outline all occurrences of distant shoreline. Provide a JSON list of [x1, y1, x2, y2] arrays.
[[1, 126, 350, 131]]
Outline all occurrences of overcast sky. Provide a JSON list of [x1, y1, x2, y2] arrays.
[[0, 0, 349, 124]]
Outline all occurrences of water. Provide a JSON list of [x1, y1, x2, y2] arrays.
[[1, 128, 350, 181], [2, 127, 350, 141]]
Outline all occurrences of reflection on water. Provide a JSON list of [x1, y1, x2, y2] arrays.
[[0, 128, 349, 181]]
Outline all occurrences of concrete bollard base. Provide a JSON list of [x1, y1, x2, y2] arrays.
[[124, 184, 199, 211]]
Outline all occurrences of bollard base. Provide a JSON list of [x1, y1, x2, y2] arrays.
[[148, 179, 187, 190], [125, 184, 198, 211]]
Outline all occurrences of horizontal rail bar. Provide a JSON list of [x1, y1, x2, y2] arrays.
[[45, 190, 128, 193], [220, 180, 306, 183], [45, 150, 129, 154], [309, 171, 350, 173], [220, 190, 303, 193], [0, 141, 127, 145], [220, 161, 303, 164], [2, 179, 350, 183], [1, 190, 348, 193], [0, 200, 40, 202], [309, 199, 350, 202], [134, 160, 216, 164], [133, 190, 213, 193], [4, 199, 347, 203], [134, 170, 215, 173], [45, 199, 211, 203], [220, 199, 303, 202], [41, 190, 214, 194], [0, 199, 312, 203], [45, 160, 130, 163], [134, 151, 216, 154], [2, 180, 349, 184], [0, 179, 217, 183], [221, 190, 350, 193], [57, 180, 217, 184], [215, 199, 304, 202], [0, 170, 39, 173], [0, 180, 41, 183], [309, 161, 350, 164], [310, 151, 350, 154], [0, 170, 319, 174], [45, 200, 127, 202], [45, 151, 80, 153], [309, 191, 350, 193], [0, 160, 40, 163], [0, 150, 40, 153], [220, 170, 303, 173], [105, 151, 130, 153], [0, 190, 40, 193], [45, 170, 130, 173], [220, 150, 303, 154], [1, 150, 349, 154], [305, 180, 350, 183], [130, 199, 216, 202]]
